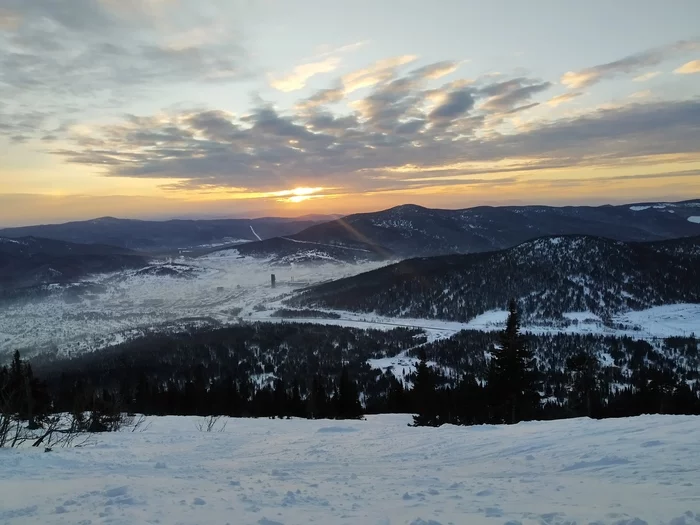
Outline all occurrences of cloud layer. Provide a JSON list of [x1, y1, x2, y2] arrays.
[[51, 59, 700, 196]]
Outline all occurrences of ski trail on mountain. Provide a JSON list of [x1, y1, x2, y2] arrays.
[[280, 237, 372, 253], [249, 225, 262, 241]]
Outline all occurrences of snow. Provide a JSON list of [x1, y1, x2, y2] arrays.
[[250, 225, 263, 241], [562, 311, 602, 323], [629, 204, 670, 212], [279, 237, 372, 253], [615, 304, 700, 338], [367, 355, 423, 380], [1, 414, 699, 525], [0, 256, 390, 358], [251, 309, 468, 343], [688, 216, 700, 224], [464, 309, 509, 330]]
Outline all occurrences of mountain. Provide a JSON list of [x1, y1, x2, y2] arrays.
[[648, 234, 700, 259], [228, 199, 700, 260], [0, 237, 147, 291], [0, 216, 322, 253], [222, 236, 392, 264], [290, 234, 700, 322]]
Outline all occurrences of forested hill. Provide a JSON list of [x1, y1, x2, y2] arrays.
[[290, 235, 700, 322], [0, 236, 147, 291]]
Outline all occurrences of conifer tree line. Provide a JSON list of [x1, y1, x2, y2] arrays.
[[2, 308, 699, 439], [410, 299, 700, 426]]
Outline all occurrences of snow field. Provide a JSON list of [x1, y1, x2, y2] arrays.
[[1, 414, 700, 524], [0, 255, 390, 358]]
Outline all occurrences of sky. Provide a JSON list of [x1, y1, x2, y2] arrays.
[[1, 0, 699, 226]]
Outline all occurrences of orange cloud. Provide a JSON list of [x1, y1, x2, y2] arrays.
[[547, 91, 584, 107], [269, 57, 341, 92], [633, 71, 661, 82], [674, 60, 700, 74], [342, 55, 417, 93]]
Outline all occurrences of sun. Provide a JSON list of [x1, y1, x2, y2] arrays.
[[278, 187, 325, 203], [291, 187, 321, 196]]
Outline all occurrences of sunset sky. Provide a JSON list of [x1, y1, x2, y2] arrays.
[[1, 0, 699, 226]]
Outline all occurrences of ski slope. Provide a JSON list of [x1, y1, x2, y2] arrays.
[[1, 414, 699, 524]]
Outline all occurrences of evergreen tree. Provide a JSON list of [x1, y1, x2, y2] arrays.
[[566, 351, 602, 418], [489, 299, 540, 424], [411, 350, 439, 426], [385, 377, 410, 414], [307, 376, 329, 419], [273, 378, 288, 418], [335, 367, 363, 419]]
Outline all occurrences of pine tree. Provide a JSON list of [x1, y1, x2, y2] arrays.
[[307, 376, 329, 419], [490, 299, 540, 424], [566, 351, 601, 418], [273, 378, 288, 418], [411, 350, 439, 426], [335, 367, 363, 419]]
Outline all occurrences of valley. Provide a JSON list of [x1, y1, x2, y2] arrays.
[[2, 236, 700, 361]]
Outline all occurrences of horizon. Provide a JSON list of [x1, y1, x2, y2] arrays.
[[1, 1, 699, 226], [2, 194, 700, 229]]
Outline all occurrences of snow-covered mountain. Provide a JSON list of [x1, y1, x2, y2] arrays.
[[221, 199, 700, 260], [290, 234, 700, 322], [0, 236, 147, 291]]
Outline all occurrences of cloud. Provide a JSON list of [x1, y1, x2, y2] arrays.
[[410, 61, 460, 80], [341, 55, 417, 93], [428, 89, 475, 123], [297, 87, 346, 111], [479, 78, 551, 113], [0, 7, 22, 29], [633, 71, 661, 82], [269, 57, 340, 92], [561, 40, 699, 88], [0, 0, 249, 139], [674, 59, 700, 74], [547, 91, 584, 107]]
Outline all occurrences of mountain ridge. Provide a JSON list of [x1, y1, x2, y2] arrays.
[[213, 199, 700, 261], [0, 236, 148, 291], [289, 233, 700, 322], [0, 216, 323, 253]]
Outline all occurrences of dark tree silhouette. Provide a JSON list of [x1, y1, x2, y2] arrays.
[[566, 351, 602, 418], [489, 299, 540, 424], [411, 350, 440, 427]]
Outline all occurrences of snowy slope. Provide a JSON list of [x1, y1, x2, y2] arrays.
[[1, 415, 699, 525]]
